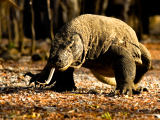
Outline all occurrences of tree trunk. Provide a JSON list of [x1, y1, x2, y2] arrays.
[[47, 0, 54, 41], [0, 20, 1, 44], [18, 1, 24, 53], [30, 0, 36, 55], [7, 8, 13, 49]]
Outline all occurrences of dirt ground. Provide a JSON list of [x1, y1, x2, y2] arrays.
[[0, 42, 160, 119]]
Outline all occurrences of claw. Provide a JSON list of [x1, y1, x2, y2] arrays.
[[36, 81, 55, 88], [24, 68, 55, 88], [24, 72, 43, 86], [123, 82, 136, 96], [35, 68, 55, 88]]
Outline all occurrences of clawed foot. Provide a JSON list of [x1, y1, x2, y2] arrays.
[[132, 86, 149, 94], [114, 82, 136, 96], [24, 72, 49, 88], [109, 85, 148, 96], [122, 83, 136, 96]]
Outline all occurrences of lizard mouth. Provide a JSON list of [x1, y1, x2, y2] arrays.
[[58, 64, 71, 71], [58, 58, 73, 71]]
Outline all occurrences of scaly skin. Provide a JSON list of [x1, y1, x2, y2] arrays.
[[26, 14, 151, 95]]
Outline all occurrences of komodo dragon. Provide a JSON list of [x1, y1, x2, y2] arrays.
[[26, 14, 151, 95]]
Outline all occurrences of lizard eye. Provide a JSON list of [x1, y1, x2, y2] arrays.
[[70, 45, 74, 50], [68, 41, 74, 48]]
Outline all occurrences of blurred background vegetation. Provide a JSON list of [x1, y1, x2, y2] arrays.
[[0, 0, 160, 61]]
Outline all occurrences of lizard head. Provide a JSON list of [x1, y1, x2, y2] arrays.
[[49, 33, 84, 71]]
